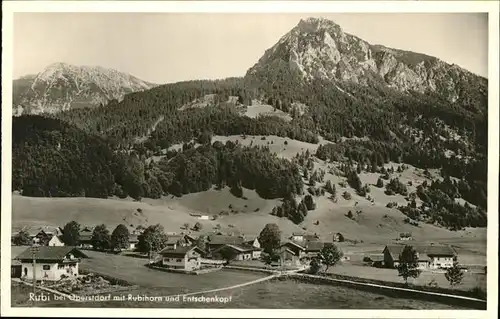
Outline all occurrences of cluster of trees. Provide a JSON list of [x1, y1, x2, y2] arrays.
[[270, 194, 316, 224], [385, 178, 409, 196], [12, 116, 305, 201], [54, 221, 131, 251], [147, 142, 303, 200]]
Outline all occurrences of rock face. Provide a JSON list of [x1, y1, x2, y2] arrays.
[[247, 17, 487, 105], [13, 62, 157, 115]]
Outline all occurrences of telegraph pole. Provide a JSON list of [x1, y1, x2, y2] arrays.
[[31, 242, 39, 305]]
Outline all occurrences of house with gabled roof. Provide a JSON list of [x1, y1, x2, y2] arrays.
[[164, 234, 193, 250], [15, 246, 88, 281], [279, 241, 307, 266], [212, 243, 262, 261], [159, 246, 204, 271], [206, 235, 245, 251]]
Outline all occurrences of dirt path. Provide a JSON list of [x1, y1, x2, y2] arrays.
[[163, 273, 277, 298], [163, 266, 307, 298]]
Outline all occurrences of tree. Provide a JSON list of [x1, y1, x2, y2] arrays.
[[258, 223, 281, 254], [111, 224, 130, 251], [260, 250, 280, 267], [182, 223, 190, 230], [445, 264, 465, 286], [304, 194, 316, 210], [195, 234, 208, 253], [12, 230, 32, 246], [397, 245, 422, 284], [309, 257, 322, 274], [230, 180, 243, 198], [337, 233, 345, 242], [218, 246, 238, 264], [376, 177, 384, 188], [62, 221, 81, 246], [137, 224, 168, 256], [346, 210, 354, 219], [317, 244, 343, 273], [193, 222, 203, 231], [91, 224, 111, 251]]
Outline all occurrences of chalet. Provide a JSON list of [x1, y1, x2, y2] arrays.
[[243, 237, 262, 259], [369, 254, 385, 267], [213, 244, 262, 261], [128, 234, 139, 250], [279, 241, 306, 267], [78, 227, 94, 249], [159, 246, 204, 271], [47, 234, 65, 247], [399, 232, 413, 241], [303, 241, 333, 259], [207, 235, 245, 251], [164, 234, 193, 250], [426, 245, 456, 269], [189, 213, 209, 220], [383, 244, 456, 269], [290, 232, 306, 242], [15, 246, 88, 281]]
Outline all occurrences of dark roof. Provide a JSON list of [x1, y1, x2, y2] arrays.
[[370, 254, 385, 262], [426, 245, 456, 256], [208, 235, 244, 245], [214, 244, 258, 253], [281, 241, 306, 250], [15, 246, 88, 261], [159, 246, 203, 257], [304, 234, 320, 242], [291, 232, 305, 236], [305, 241, 333, 252]]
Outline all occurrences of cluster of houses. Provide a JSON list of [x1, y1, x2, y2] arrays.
[[11, 225, 459, 281], [368, 243, 457, 270], [11, 225, 140, 251]]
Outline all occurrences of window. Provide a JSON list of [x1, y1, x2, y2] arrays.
[[176, 259, 182, 262], [42, 265, 51, 270], [58, 264, 65, 269]]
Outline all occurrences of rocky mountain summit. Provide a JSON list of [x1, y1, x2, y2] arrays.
[[247, 17, 487, 108], [13, 63, 157, 115]]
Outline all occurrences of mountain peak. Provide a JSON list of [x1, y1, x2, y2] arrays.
[[246, 18, 487, 105], [13, 63, 157, 115]]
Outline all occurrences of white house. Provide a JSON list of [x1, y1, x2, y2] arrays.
[[159, 246, 204, 271], [47, 235, 65, 247], [290, 232, 306, 242], [15, 246, 88, 281]]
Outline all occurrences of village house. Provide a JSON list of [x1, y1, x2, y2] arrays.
[[164, 234, 193, 250], [15, 246, 88, 281], [399, 232, 413, 241], [213, 243, 262, 261], [290, 232, 306, 242], [303, 241, 333, 259], [78, 226, 94, 249], [206, 235, 245, 251], [159, 246, 204, 271], [383, 244, 457, 269], [243, 237, 262, 259], [279, 241, 307, 267], [128, 234, 139, 250]]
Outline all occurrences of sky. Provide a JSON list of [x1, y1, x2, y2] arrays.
[[13, 13, 488, 83]]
